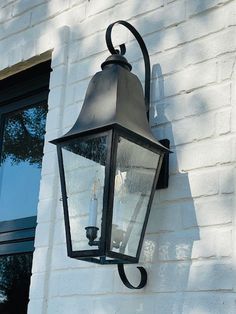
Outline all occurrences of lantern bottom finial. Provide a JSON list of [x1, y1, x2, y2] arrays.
[[117, 264, 147, 289]]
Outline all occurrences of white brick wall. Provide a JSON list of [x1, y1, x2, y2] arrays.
[[0, 0, 236, 313]]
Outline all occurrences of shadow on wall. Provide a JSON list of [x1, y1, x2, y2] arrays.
[[140, 63, 200, 314]]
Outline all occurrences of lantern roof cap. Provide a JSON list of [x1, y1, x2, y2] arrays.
[[101, 55, 132, 71], [51, 57, 168, 152]]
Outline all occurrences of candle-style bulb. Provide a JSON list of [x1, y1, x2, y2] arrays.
[[88, 175, 99, 227]]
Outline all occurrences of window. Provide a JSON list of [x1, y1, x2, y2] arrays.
[[0, 61, 51, 314]]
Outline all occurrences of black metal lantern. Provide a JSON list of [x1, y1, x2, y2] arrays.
[[51, 21, 170, 289]]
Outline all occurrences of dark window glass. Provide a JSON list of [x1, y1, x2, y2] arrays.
[[0, 253, 32, 314], [0, 104, 47, 221]]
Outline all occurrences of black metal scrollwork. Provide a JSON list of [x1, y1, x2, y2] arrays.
[[117, 264, 147, 289]]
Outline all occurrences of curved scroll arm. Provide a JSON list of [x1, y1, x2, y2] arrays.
[[117, 264, 147, 289], [105, 20, 151, 116]]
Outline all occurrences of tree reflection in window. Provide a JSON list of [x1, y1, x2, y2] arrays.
[[1, 104, 47, 168], [0, 103, 48, 222], [0, 253, 32, 314]]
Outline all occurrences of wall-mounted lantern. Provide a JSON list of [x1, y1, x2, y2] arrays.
[[51, 20, 170, 289]]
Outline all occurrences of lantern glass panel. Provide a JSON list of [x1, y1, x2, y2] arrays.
[[61, 135, 107, 252], [111, 137, 159, 257]]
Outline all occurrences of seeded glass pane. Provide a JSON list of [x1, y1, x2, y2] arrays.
[[111, 137, 159, 257], [62, 136, 107, 251], [0, 253, 32, 314], [0, 104, 47, 221]]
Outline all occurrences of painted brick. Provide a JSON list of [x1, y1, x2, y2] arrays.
[[31, 1, 69, 26], [39, 174, 58, 200], [34, 222, 51, 248], [71, 32, 107, 62], [142, 228, 232, 263], [176, 138, 232, 171], [147, 199, 182, 233], [0, 12, 31, 40], [36, 34, 55, 56], [228, 0, 236, 25], [147, 262, 190, 292], [51, 245, 83, 270], [45, 107, 62, 132], [37, 198, 57, 223], [27, 299, 45, 314], [71, 7, 116, 41], [56, 202, 64, 221], [151, 61, 218, 102], [29, 273, 47, 300], [62, 102, 82, 128], [232, 99, 236, 133], [70, 0, 86, 7], [86, 0, 120, 17], [160, 173, 194, 202], [93, 295, 156, 314], [41, 150, 58, 176], [191, 229, 232, 259], [0, 4, 12, 23], [31, 247, 48, 273], [131, 0, 186, 37], [62, 1, 86, 25], [22, 39, 36, 61], [182, 293, 236, 314], [166, 112, 215, 146], [0, 0, 14, 8], [49, 65, 67, 88], [159, 169, 219, 203], [149, 28, 236, 77], [49, 267, 114, 296], [142, 232, 195, 263], [187, 262, 233, 291], [48, 86, 66, 109], [114, 0, 164, 22], [182, 196, 233, 228], [219, 166, 235, 194], [47, 296, 94, 314], [219, 56, 236, 81], [8, 46, 23, 66], [146, 5, 228, 53], [187, 0, 232, 17], [189, 170, 219, 198], [51, 45, 68, 67], [0, 54, 8, 71], [163, 61, 217, 97], [67, 52, 107, 84], [151, 83, 231, 125], [71, 79, 90, 103], [185, 29, 236, 65], [54, 220, 66, 245], [216, 108, 231, 135], [12, 0, 45, 16], [44, 129, 62, 151]]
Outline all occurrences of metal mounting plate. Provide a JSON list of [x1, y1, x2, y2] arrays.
[[156, 139, 170, 190]]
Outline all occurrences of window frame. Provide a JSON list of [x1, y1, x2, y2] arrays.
[[0, 61, 51, 256]]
